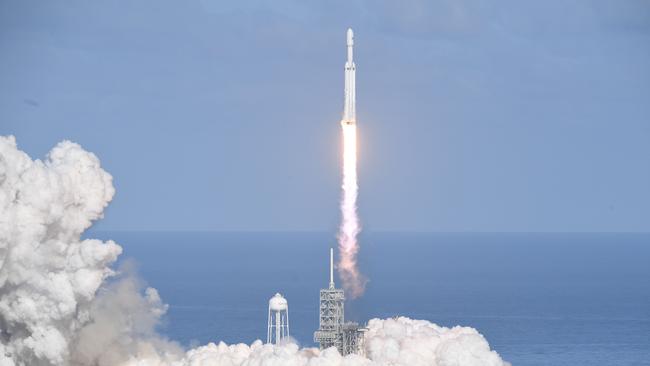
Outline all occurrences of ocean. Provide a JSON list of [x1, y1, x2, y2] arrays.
[[90, 231, 650, 365]]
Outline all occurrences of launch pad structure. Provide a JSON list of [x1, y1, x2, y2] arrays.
[[313, 249, 365, 355]]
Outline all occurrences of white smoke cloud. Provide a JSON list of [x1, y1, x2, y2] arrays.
[[0, 135, 122, 365], [0, 135, 509, 366], [128, 317, 509, 366], [71, 269, 183, 366]]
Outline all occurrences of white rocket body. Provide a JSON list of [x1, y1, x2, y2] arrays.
[[342, 28, 356, 125]]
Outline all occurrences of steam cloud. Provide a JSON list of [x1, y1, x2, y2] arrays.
[[0, 136, 509, 366]]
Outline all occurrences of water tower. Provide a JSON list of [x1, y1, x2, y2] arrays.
[[267, 293, 290, 344]]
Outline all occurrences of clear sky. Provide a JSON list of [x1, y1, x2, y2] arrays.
[[1, 0, 649, 232]]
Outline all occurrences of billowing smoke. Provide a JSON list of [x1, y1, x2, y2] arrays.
[[0, 136, 179, 366], [338, 123, 366, 298], [0, 135, 121, 365], [177, 317, 509, 366], [0, 135, 509, 366]]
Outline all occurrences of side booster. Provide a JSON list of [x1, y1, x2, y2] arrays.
[[342, 28, 356, 126]]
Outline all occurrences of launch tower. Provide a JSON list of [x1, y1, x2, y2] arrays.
[[313, 248, 364, 355]]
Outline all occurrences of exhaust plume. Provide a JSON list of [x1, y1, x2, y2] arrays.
[[338, 123, 366, 298]]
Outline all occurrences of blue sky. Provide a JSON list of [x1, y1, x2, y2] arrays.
[[1, 0, 649, 232]]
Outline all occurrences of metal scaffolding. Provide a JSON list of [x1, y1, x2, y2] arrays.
[[313, 248, 365, 355]]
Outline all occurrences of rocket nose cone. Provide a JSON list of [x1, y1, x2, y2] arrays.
[[347, 28, 354, 45]]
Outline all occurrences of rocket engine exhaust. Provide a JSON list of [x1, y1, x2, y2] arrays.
[[338, 28, 366, 298], [339, 123, 365, 297]]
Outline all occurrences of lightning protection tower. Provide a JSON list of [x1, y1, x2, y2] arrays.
[[314, 248, 345, 350], [314, 248, 365, 355], [267, 293, 289, 344]]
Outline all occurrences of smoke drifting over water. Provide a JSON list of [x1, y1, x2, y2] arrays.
[[0, 136, 509, 366], [338, 123, 366, 298]]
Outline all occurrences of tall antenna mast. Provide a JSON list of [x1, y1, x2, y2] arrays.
[[329, 248, 335, 289]]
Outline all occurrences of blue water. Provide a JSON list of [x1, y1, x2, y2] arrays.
[[90, 231, 650, 365]]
